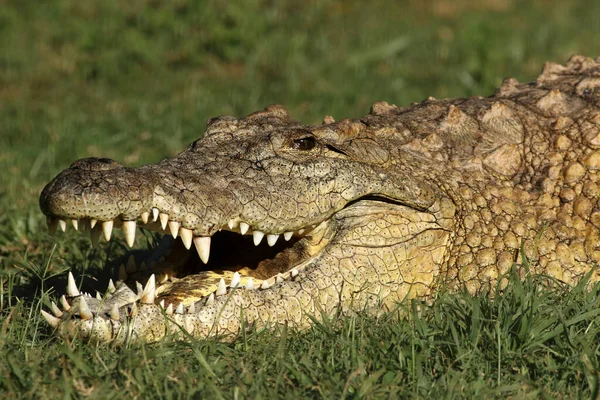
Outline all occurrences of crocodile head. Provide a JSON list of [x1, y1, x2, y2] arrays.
[[40, 104, 455, 344]]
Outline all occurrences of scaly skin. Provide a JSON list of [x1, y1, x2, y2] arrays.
[[39, 55, 600, 345]]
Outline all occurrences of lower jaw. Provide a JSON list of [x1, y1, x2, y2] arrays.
[[117, 219, 335, 306]]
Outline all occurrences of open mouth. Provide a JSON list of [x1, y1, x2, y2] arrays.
[[46, 207, 333, 308]]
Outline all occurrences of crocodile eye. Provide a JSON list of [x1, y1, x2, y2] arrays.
[[292, 136, 316, 151]]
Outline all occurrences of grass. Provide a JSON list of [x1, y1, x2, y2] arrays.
[[1, 0, 600, 397]]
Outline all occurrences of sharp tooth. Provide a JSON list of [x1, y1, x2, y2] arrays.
[[276, 273, 284, 283], [159, 213, 169, 230], [47, 217, 58, 235], [119, 264, 128, 281], [175, 303, 184, 314], [193, 236, 211, 264], [166, 303, 174, 316], [230, 272, 241, 287], [102, 220, 113, 241], [267, 234, 279, 246], [41, 310, 60, 328], [71, 219, 79, 230], [90, 219, 98, 229], [78, 296, 93, 320], [253, 231, 264, 245], [159, 273, 169, 284], [60, 295, 71, 311], [188, 303, 195, 314], [108, 279, 116, 294], [245, 277, 254, 290], [136, 281, 144, 297], [152, 208, 159, 222], [58, 219, 67, 232], [291, 269, 299, 278], [227, 219, 237, 229], [180, 227, 193, 249], [260, 280, 271, 289], [168, 220, 180, 238], [216, 278, 227, 296], [140, 274, 156, 304], [129, 303, 138, 317], [96, 292, 102, 300], [50, 301, 63, 317], [90, 226, 101, 247], [159, 300, 165, 309], [239, 222, 250, 235], [109, 304, 120, 320], [283, 232, 293, 241], [122, 221, 136, 247], [206, 293, 215, 305], [141, 212, 150, 224], [298, 229, 305, 235], [139, 261, 147, 271], [67, 272, 80, 297]]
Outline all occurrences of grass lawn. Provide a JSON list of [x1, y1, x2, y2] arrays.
[[2, 0, 600, 398]]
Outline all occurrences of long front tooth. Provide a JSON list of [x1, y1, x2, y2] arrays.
[[159, 213, 169, 230], [152, 208, 159, 222], [58, 219, 67, 232], [50, 301, 63, 317], [140, 274, 156, 304], [168, 221, 180, 238], [71, 219, 79, 230], [230, 271, 241, 287], [60, 295, 71, 311], [141, 212, 150, 224], [253, 231, 264, 245], [283, 232, 293, 241], [216, 278, 227, 296], [79, 296, 93, 320], [123, 221, 136, 247], [266, 234, 279, 246], [179, 227, 193, 249], [67, 272, 80, 297], [102, 220, 113, 241], [90, 219, 98, 229], [47, 217, 58, 235], [41, 310, 60, 328], [193, 236, 211, 264], [239, 222, 250, 235]]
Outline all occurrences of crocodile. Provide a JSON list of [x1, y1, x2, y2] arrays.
[[39, 55, 600, 345]]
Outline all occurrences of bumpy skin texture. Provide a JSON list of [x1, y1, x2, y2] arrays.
[[40, 56, 600, 344]]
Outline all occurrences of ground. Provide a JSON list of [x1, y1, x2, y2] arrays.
[[2, 0, 600, 398]]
